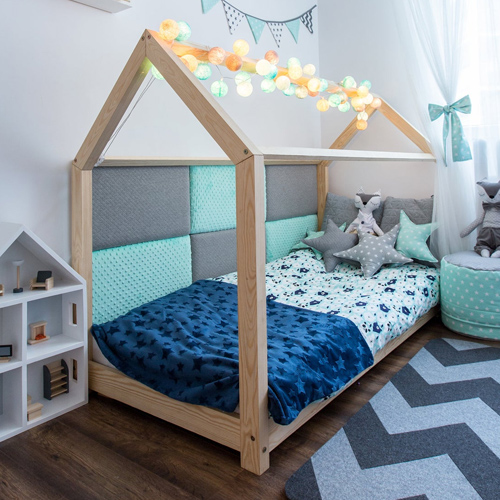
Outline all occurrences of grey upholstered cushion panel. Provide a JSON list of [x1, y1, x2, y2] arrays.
[[191, 229, 237, 281], [322, 193, 384, 230], [266, 165, 318, 221], [380, 196, 434, 233], [93, 166, 190, 250], [445, 251, 500, 271]]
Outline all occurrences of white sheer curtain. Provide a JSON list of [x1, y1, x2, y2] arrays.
[[391, 0, 477, 258], [459, 1, 500, 181]]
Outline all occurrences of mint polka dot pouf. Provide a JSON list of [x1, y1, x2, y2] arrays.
[[441, 251, 500, 340]]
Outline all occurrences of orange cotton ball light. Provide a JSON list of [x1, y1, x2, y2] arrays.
[[316, 98, 330, 112], [233, 39, 250, 57], [159, 19, 180, 42], [208, 47, 226, 65], [371, 97, 382, 109], [225, 54, 243, 71], [357, 85, 370, 98], [356, 119, 368, 130], [180, 54, 198, 72], [265, 50, 279, 65]]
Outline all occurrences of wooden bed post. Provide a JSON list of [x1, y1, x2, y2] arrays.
[[71, 166, 93, 356], [235, 154, 269, 475], [316, 164, 329, 231]]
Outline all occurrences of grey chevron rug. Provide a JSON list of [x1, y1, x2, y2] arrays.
[[285, 338, 500, 500]]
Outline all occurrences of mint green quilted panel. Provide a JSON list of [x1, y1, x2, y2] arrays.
[[266, 214, 318, 262], [190, 166, 236, 233], [92, 236, 192, 325], [441, 259, 500, 340]]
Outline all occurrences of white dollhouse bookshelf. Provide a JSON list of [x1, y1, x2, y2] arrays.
[[0, 222, 87, 441]]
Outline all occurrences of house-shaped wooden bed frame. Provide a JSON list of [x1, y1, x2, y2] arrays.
[[72, 29, 436, 475]]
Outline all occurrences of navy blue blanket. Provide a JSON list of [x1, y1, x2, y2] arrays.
[[92, 280, 373, 425]]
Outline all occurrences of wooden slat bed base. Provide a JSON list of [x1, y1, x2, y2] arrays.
[[89, 307, 438, 458], [89, 361, 241, 450]]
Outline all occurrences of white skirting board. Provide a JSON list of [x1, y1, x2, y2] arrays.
[[70, 0, 132, 13]]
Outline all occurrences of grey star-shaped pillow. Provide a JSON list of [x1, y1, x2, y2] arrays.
[[334, 224, 412, 277], [303, 219, 358, 272]]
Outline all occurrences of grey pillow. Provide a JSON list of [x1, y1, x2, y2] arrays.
[[303, 219, 358, 272], [321, 192, 384, 230], [334, 224, 412, 278], [380, 196, 433, 233]]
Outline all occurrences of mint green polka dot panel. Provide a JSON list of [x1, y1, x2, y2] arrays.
[[266, 215, 318, 263], [92, 236, 192, 325], [441, 251, 500, 340], [190, 166, 237, 234]]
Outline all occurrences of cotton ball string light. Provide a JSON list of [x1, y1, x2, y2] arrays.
[[371, 97, 382, 109], [256, 59, 272, 76], [307, 78, 321, 93], [308, 89, 319, 97], [159, 19, 180, 41], [287, 57, 301, 68], [283, 83, 297, 96], [265, 50, 279, 65], [356, 119, 368, 130], [264, 65, 278, 80], [288, 65, 303, 80], [151, 66, 164, 80], [233, 39, 250, 57], [357, 85, 369, 98], [295, 85, 308, 99], [208, 47, 226, 65], [319, 79, 329, 92], [342, 76, 356, 89], [328, 93, 342, 107], [193, 62, 212, 80], [338, 101, 351, 112], [276, 75, 291, 91], [225, 54, 243, 71], [237, 82, 253, 97], [261, 79, 276, 93], [235, 71, 251, 85], [303, 64, 316, 76], [363, 93, 374, 105], [316, 98, 330, 112], [211, 80, 229, 97], [175, 21, 191, 41], [180, 55, 198, 72], [357, 111, 369, 120], [360, 79, 372, 90], [351, 97, 365, 112]]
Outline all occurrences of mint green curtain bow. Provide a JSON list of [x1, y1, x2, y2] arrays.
[[428, 95, 472, 166]]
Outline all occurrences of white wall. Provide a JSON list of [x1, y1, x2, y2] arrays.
[[318, 0, 435, 200], [0, 0, 320, 261]]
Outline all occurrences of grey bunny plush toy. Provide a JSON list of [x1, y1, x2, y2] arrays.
[[345, 188, 384, 236], [460, 180, 500, 258]]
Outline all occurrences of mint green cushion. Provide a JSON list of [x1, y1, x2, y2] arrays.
[[92, 236, 192, 325], [190, 165, 236, 234], [266, 215, 318, 262], [441, 257, 500, 340], [396, 210, 437, 263]]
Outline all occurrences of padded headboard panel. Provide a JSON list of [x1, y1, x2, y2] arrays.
[[92, 163, 318, 324]]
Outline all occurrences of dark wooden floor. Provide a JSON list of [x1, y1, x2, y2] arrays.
[[1, 318, 497, 499]]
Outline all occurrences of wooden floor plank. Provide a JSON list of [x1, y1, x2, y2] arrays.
[[0, 319, 496, 499]]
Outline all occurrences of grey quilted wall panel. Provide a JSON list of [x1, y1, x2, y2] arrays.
[[380, 196, 434, 233], [92, 166, 190, 251], [266, 165, 317, 221], [191, 229, 237, 281]]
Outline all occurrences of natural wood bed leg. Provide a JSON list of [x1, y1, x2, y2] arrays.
[[71, 166, 94, 359], [235, 154, 269, 475], [316, 163, 329, 230]]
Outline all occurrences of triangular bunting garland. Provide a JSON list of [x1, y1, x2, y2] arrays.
[[246, 15, 266, 43], [201, 0, 221, 14], [223, 1, 246, 35], [285, 18, 301, 43], [300, 9, 314, 34], [268, 22, 284, 48]]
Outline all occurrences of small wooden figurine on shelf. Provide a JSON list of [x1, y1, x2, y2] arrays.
[[43, 360, 69, 400], [27, 394, 43, 421], [30, 270, 54, 291], [12, 259, 24, 293], [0, 284, 4, 296], [0, 344, 12, 362], [28, 321, 50, 345]]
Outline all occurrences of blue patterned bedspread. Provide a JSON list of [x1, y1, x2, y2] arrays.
[[92, 280, 372, 425]]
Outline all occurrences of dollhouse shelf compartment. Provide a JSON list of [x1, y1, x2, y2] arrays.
[[0, 222, 88, 442]]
